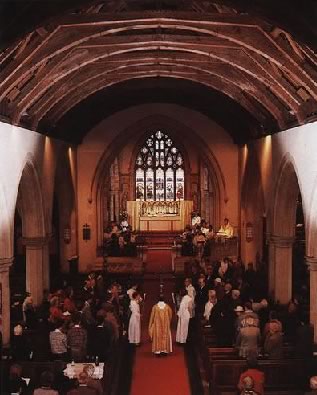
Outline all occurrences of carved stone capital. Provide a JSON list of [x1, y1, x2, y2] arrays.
[[305, 256, 317, 271], [269, 235, 295, 248], [23, 236, 48, 248], [0, 257, 14, 272]]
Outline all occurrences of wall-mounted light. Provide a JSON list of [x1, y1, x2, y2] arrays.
[[63, 226, 71, 244], [246, 222, 253, 242], [83, 223, 91, 241]]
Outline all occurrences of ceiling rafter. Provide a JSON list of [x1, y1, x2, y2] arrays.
[[25, 52, 292, 128], [7, 33, 308, 124], [0, 4, 316, 142]]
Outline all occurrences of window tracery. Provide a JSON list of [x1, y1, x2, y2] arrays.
[[135, 131, 184, 201]]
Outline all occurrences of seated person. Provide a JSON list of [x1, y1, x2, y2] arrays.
[[193, 230, 206, 246], [120, 218, 129, 232], [217, 218, 234, 238], [238, 357, 264, 395], [200, 220, 209, 236], [305, 376, 317, 395], [34, 370, 59, 395], [206, 225, 214, 240], [3, 364, 28, 395], [191, 212, 201, 228], [67, 371, 98, 395], [239, 376, 260, 395]]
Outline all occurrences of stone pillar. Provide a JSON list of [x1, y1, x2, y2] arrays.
[[268, 237, 276, 298], [269, 235, 294, 304], [306, 256, 317, 343], [0, 257, 13, 346], [42, 237, 50, 291], [23, 237, 47, 306]]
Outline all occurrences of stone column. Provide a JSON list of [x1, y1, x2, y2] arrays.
[[42, 236, 50, 291], [23, 237, 47, 306], [269, 235, 294, 304], [0, 257, 13, 346], [306, 256, 317, 343]]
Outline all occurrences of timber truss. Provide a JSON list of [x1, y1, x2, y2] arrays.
[[0, 0, 317, 143]]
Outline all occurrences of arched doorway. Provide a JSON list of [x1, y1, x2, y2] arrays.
[[270, 156, 304, 304]]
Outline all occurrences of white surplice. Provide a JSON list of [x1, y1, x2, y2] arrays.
[[128, 299, 141, 344], [176, 294, 193, 343]]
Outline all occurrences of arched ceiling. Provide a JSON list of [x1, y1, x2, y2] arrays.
[[0, 0, 317, 144]]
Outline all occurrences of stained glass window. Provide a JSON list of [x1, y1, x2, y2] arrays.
[[135, 131, 185, 201]]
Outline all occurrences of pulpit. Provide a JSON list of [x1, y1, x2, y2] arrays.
[[127, 200, 193, 232]]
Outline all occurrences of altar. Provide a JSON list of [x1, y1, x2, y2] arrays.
[[127, 200, 193, 232]]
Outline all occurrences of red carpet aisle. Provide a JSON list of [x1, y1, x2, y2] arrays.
[[130, 249, 191, 395]]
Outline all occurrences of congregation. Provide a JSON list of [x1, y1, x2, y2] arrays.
[[2, 270, 137, 395], [1, 218, 315, 395]]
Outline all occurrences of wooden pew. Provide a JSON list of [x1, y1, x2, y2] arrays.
[[206, 357, 307, 395], [198, 326, 309, 394]]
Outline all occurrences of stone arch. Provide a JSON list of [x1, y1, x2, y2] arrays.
[[271, 154, 302, 238], [241, 147, 265, 266], [269, 153, 303, 303], [91, 114, 227, 247], [18, 156, 46, 238]]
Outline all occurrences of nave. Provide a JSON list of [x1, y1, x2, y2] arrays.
[[130, 248, 191, 395], [2, 1, 317, 394]]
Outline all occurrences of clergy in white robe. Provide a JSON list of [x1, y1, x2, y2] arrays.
[[176, 292, 193, 344], [128, 293, 141, 345]]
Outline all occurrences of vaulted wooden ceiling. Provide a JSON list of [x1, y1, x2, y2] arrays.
[[0, 0, 317, 144]]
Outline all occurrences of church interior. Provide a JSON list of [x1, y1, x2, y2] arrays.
[[1, 0, 317, 394]]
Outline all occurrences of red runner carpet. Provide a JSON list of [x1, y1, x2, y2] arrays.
[[130, 249, 190, 395]]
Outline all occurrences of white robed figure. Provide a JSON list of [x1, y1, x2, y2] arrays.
[[128, 292, 141, 345], [176, 291, 193, 344]]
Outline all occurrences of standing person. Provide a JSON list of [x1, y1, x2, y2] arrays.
[[236, 317, 261, 358], [195, 276, 209, 319], [49, 319, 68, 361], [176, 290, 193, 344], [148, 295, 173, 356], [67, 313, 87, 362], [128, 292, 141, 345]]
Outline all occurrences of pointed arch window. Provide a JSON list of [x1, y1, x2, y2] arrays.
[[135, 131, 184, 201]]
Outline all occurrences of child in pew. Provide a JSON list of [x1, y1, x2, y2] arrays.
[[238, 356, 264, 395], [239, 376, 260, 395], [305, 376, 317, 395]]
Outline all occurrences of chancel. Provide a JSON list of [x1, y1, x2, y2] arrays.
[[1, 1, 317, 394]]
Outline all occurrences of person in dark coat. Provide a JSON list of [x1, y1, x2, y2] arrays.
[[211, 297, 235, 346], [90, 315, 112, 362], [195, 277, 209, 319]]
